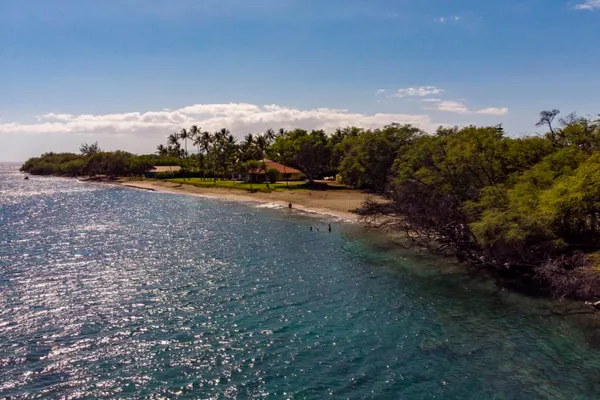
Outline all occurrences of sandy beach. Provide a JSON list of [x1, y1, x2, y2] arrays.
[[120, 180, 381, 221]]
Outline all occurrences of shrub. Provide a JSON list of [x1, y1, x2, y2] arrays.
[[266, 168, 278, 184]]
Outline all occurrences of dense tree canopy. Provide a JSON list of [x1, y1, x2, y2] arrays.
[[359, 112, 600, 299]]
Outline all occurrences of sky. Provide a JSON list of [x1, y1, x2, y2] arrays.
[[1, 0, 599, 161]]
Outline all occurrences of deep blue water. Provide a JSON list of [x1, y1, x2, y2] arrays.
[[2, 164, 600, 399]]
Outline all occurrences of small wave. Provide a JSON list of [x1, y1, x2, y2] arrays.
[[255, 203, 286, 209]]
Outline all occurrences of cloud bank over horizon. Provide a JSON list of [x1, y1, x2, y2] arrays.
[[1, 103, 446, 140], [0, 99, 515, 160]]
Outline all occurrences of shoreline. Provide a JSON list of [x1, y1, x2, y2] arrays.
[[118, 179, 381, 221]]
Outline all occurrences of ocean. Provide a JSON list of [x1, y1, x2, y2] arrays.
[[2, 163, 600, 399]]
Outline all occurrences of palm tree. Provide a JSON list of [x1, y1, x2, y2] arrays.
[[240, 134, 253, 161], [256, 134, 270, 188], [167, 132, 180, 149], [156, 144, 168, 157], [265, 128, 276, 144], [217, 128, 230, 140], [189, 125, 199, 154], [179, 128, 191, 179], [190, 125, 203, 172], [167, 132, 181, 158], [209, 129, 230, 181], [201, 131, 213, 181], [246, 160, 260, 191], [225, 134, 238, 180]]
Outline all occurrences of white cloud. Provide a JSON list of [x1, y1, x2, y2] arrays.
[[0, 103, 443, 138], [426, 100, 508, 116], [436, 15, 461, 23], [420, 98, 442, 103], [392, 86, 445, 98], [475, 107, 509, 116], [375, 89, 386, 96], [435, 101, 470, 113], [575, 0, 600, 10]]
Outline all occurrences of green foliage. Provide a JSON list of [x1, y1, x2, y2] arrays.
[[362, 113, 600, 298], [154, 170, 182, 179], [273, 129, 331, 182], [266, 168, 278, 184], [246, 160, 260, 171], [338, 123, 423, 191], [21, 148, 171, 178], [21, 153, 86, 176], [79, 141, 102, 156]]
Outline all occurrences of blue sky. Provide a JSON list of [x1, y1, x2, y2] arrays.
[[1, 0, 599, 161]]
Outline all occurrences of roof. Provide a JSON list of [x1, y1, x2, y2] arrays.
[[150, 165, 181, 173], [249, 160, 302, 175]]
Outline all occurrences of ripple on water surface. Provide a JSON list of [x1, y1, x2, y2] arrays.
[[2, 164, 600, 399]]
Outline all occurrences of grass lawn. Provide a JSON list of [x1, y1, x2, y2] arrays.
[[167, 178, 310, 192]]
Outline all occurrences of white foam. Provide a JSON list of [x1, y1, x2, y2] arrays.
[[255, 203, 286, 209]]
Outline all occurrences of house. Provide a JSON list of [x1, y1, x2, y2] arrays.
[[247, 160, 303, 183], [146, 165, 181, 177]]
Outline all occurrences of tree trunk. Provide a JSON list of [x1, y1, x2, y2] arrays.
[[262, 158, 269, 188]]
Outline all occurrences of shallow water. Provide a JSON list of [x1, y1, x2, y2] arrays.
[[2, 164, 600, 399]]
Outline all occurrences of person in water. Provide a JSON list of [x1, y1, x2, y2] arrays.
[[310, 226, 313, 231], [328, 223, 332, 232], [288, 202, 292, 209]]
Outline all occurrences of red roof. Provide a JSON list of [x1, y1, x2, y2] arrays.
[[249, 159, 302, 175]]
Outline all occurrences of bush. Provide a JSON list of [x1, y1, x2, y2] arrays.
[[153, 170, 183, 179], [266, 168, 278, 184]]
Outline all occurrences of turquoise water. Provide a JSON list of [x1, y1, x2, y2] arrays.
[[2, 164, 600, 399]]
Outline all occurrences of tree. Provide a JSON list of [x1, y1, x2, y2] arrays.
[[80, 142, 101, 156], [224, 133, 238, 180], [338, 124, 422, 191], [84, 153, 104, 176], [156, 144, 168, 157], [167, 133, 180, 153], [266, 168, 278, 184], [240, 133, 260, 162], [265, 128, 276, 143], [246, 160, 260, 190], [189, 125, 200, 161], [234, 157, 247, 181], [200, 131, 213, 180], [129, 156, 154, 177], [271, 137, 294, 187], [536, 109, 560, 144], [555, 114, 600, 151], [211, 128, 230, 182], [179, 128, 191, 179], [293, 130, 331, 183], [255, 134, 271, 188]]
